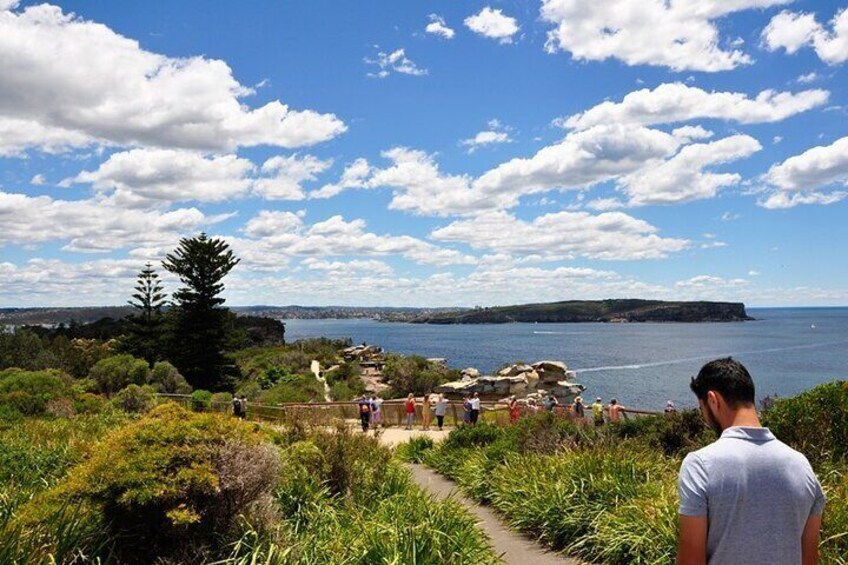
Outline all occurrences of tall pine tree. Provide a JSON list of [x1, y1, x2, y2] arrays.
[[124, 263, 167, 365], [162, 233, 240, 390]]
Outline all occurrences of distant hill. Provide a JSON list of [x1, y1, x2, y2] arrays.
[[0, 305, 458, 326], [407, 299, 753, 324]]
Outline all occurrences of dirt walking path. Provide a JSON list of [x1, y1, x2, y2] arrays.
[[406, 463, 580, 565]]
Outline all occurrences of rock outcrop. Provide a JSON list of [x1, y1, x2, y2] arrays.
[[435, 360, 585, 402]]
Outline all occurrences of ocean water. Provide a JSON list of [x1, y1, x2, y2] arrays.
[[281, 308, 848, 410]]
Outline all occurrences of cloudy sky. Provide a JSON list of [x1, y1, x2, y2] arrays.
[[1, 0, 847, 307]]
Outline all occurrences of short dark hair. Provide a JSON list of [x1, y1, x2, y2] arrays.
[[690, 358, 755, 407]]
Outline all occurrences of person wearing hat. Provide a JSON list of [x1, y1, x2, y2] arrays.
[[572, 396, 585, 421], [665, 400, 677, 414], [591, 397, 605, 426]]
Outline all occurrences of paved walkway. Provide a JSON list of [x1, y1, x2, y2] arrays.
[[375, 426, 451, 447], [407, 463, 580, 565]]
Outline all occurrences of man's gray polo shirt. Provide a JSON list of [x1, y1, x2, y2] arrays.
[[678, 426, 825, 565]]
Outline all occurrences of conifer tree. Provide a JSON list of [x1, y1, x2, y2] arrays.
[[124, 263, 167, 364], [162, 233, 240, 390]]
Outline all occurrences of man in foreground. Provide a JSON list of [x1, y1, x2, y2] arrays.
[[677, 358, 825, 565]]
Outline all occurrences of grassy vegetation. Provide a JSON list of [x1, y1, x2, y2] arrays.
[[0, 401, 497, 564], [411, 382, 848, 564]]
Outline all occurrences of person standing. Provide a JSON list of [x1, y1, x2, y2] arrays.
[[469, 392, 481, 425], [434, 394, 449, 430], [665, 400, 677, 414], [607, 398, 625, 423], [572, 396, 585, 422], [462, 396, 472, 425], [591, 397, 605, 426], [232, 394, 242, 418], [677, 358, 825, 565], [239, 396, 248, 420], [544, 394, 559, 413], [371, 394, 383, 428], [422, 393, 432, 431], [508, 395, 520, 424], [405, 393, 416, 430], [357, 395, 371, 432]]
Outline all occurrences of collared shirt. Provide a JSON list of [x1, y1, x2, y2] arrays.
[[678, 426, 825, 565], [470, 397, 480, 410]]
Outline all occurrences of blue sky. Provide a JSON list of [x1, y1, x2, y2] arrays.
[[1, 0, 847, 307]]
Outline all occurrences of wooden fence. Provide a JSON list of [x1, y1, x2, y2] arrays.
[[157, 394, 661, 427]]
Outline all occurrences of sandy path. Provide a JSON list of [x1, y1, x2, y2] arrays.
[[406, 463, 581, 565]]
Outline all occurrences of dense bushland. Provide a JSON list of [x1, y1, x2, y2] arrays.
[[410, 381, 848, 564], [0, 403, 497, 564]]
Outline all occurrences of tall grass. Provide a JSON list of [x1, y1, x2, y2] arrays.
[[1, 409, 498, 564], [419, 384, 848, 565]]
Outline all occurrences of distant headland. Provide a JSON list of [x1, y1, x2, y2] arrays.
[[404, 299, 753, 324], [1, 299, 752, 327]]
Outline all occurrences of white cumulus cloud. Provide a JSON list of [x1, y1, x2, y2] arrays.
[[426, 14, 455, 39], [464, 7, 519, 44], [541, 0, 790, 71], [760, 136, 848, 208], [71, 149, 255, 206], [762, 8, 848, 65], [563, 83, 829, 130], [0, 191, 228, 252], [253, 154, 332, 200], [365, 47, 428, 78], [0, 4, 345, 154], [621, 135, 763, 206], [431, 210, 690, 261]]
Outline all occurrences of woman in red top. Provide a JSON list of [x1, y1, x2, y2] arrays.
[[508, 395, 520, 424], [405, 393, 416, 430]]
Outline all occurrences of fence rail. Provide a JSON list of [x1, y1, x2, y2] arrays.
[[157, 394, 662, 427]]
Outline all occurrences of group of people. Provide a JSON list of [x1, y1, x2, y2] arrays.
[[231, 395, 248, 418], [356, 393, 384, 431], [504, 394, 632, 426]]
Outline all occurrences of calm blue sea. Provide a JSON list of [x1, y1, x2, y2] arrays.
[[281, 308, 848, 410]]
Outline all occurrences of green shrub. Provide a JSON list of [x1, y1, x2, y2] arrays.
[[257, 374, 325, 404], [113, 384, 156, 413], [819, 468, 848, 564], [443, 422, 504, 450], [150, 361, 192, 394], [0, 368, 69, 415], [21, 404, 281, 564], [190, 389, 213, 412], [257, 365, 293, 389], [73, 392, 107, 415], [88, 354, 150, 395], [762, 381, 848, 466], [614, 409, 712, 456], [396, 435, 435, 463]]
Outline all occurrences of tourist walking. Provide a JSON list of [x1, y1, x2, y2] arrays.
[[607, 398, 625, 423], [508, 395, 520, 424], [435, 394, 449, 430], [357, 395, 371, 432], [572, 396, 585, 421], [232, 394, 242, 418], [677, 357, 825, 565], [422, 393, 432, 430], [462, 396, 472, 424], [371, 394, 383, 428], [591, 397, 605, 426], [405, 393, 416, 430], [469, 392, 481, 425]]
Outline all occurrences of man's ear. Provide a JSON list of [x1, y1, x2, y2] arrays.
[[706, 390, 720, 411]]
